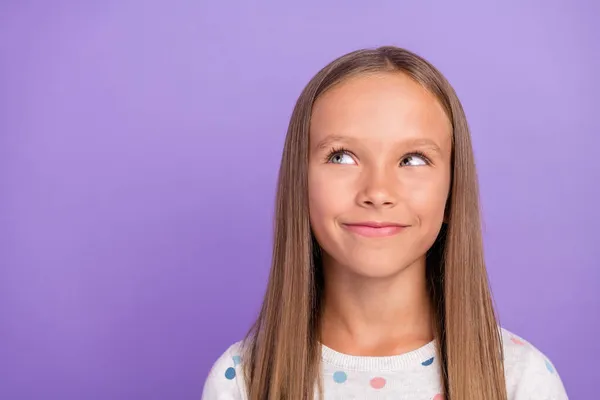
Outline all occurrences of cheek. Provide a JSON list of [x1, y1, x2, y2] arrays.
[[308, 168, 357, 227], [406, 171, 450, 224]]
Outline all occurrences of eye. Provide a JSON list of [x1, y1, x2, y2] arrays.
[[326, 149, 356, 165], [400, 153, 429, 167]]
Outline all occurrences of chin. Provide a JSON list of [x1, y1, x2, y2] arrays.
[[338, 251, 415, 279], [350, 262, 408, 279]]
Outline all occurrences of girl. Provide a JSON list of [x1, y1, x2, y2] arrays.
[[202, 46, 568, 400]]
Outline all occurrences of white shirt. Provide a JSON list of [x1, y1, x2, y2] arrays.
[[202, 327, 568, 399]]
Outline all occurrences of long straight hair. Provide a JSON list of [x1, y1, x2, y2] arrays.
[[242, 46, 507, 400]]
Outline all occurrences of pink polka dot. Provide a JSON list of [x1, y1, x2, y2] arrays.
[[370, 377, 386, 389], [433, 394, 444, 400], [511, 337, 525, 345]]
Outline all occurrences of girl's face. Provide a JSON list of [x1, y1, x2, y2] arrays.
[[308, 72, 452, 278]]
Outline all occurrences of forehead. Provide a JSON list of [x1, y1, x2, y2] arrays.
[[310, 72, 452, 145]]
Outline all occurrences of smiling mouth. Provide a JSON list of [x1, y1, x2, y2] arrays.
[[342, 222, 409, 237]]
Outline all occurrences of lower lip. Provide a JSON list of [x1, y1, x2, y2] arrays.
[[343, 224, 406, 237]]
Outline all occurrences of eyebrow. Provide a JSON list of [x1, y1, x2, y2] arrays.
[[313, 135, 351, 151], [313, 135, 444, 154], [404, 138, 443, 154]]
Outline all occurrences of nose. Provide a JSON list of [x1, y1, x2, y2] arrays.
[[356, 168, 398, 209]]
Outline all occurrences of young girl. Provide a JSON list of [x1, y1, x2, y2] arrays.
[[202, 46, 568, 400]]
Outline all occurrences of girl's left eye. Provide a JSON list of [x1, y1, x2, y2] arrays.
[[400, 153, 429, 167]]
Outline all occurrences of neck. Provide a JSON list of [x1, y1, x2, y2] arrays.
[[320, 256, 434, 357]]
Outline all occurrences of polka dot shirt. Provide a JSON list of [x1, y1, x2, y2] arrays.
[[201, 328, 568, 399]]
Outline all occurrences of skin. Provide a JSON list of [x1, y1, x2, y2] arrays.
[[308, 71, 453, 356]]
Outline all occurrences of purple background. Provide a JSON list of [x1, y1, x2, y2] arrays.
[[1, 1, 598, 399]]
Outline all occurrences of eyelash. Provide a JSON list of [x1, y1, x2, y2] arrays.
[[324, 146, 353, 163], [402, 150, 431, 166], [325, 147, 431, 165]]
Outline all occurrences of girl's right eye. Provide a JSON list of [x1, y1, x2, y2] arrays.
[[327, 151, 356, 165]]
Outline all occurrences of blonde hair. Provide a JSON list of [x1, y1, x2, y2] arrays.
[[242, 46, 506, 400]]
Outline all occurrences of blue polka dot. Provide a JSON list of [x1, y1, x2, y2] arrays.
[[333, 371, 347, 383], [421, 357, 434, 366], [545, 359, 555, 374], [232, 355, 242, 366], [225, 367, 236, 380]]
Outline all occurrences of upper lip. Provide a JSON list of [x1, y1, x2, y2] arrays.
[[343, 221, 408, 228]]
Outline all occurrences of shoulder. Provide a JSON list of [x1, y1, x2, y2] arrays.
[[201, 341, 247, 400], [500, 328, 568, 400]]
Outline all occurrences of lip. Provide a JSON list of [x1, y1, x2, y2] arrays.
[[342, 221, 408, 237]]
